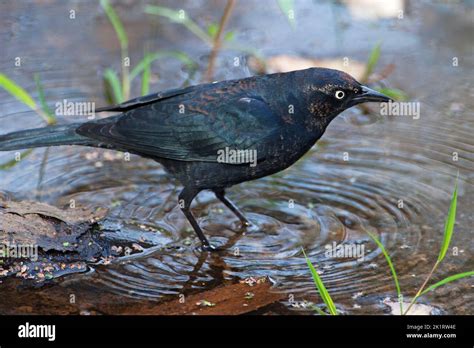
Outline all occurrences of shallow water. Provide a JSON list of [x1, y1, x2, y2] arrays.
[[0, 0, 472, 314]]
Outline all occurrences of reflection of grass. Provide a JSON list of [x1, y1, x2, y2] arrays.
[[101, 0, 196, 104], [304, 175, 473, 315], [0, 149, 33, 170], [0, 73, 56, 169]]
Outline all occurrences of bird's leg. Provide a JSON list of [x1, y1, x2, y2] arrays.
[[179, 187, 216, 251], [213, 188, 250, 227]]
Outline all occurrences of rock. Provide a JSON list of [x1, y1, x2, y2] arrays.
[[0, 198, 108, 281], [383, 297, 441, 315], [0, 198, 107, 252]]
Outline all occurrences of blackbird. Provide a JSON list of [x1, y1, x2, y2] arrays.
[[0, 68, 391, 250]]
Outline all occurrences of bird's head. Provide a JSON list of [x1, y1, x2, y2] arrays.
[[299, 68, 392, 129]]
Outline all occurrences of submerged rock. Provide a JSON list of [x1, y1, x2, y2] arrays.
[[0, 197, 167, 283], [0, 198, 108, 252], [383, 297, 443, 315]]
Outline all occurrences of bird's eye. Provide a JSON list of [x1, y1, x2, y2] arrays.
[[335, 90, 345, 100]]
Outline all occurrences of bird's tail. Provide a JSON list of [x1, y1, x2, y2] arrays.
[[0, 123, 93, 151]]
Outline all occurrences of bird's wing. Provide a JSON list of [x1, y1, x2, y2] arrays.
[[78, 96, 283, 163], [95, 85, 198, 113]]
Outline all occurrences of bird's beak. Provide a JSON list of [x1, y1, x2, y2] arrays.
[[350, 86, 393, 106]]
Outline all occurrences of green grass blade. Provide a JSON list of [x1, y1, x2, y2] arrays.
[[302, 249, 337, 315], [130, 51, 196, 81], [141, 53, 151, 96], [100, 0, 128, 50], [362, 42, 381, 82], [103, 68, 123, 104], [438, 176, 458, 263], [277, 0, 295, 28], [0, 73, 37, 110], [144, 5, 183, 22], [366, 231, 403, 314], [312, 305, 328, 316], [375, 87, 408, 101], [145, 5, 211, 45], [420, 271, 474, 296], [34, 74, 56, 125]]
